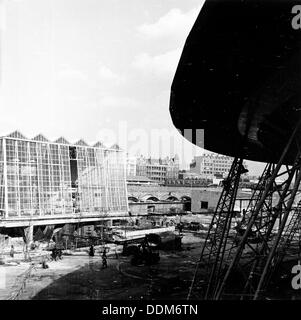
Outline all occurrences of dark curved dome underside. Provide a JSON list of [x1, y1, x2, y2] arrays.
[[170, 0, 301, 164]]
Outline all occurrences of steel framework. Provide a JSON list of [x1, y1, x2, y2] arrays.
[[187, 157, 246, 299], [189, 120, 301, 300], [216, 121, 301, 300]]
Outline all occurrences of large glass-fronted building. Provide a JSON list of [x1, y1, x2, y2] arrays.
[[0, 131, 128, 221]]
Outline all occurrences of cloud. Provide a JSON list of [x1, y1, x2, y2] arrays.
[[137, 3, 204, 40], [134, 3, 206, 80], [98, 64, 125, 85], [57, 66, 88, 81], [57, 63, 125, 85], [132, 48, 181, 78], [98, 96, 139, 109]]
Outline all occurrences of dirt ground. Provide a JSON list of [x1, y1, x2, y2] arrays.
[[1, 231, 300, 300], [0, 233, 203, 300]]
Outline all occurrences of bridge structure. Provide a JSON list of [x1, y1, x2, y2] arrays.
[[127, 185, 193, 215], [127, 185, 254, 215], [127, 185, 192, 203]]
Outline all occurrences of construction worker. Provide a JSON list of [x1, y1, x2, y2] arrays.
[[51, 247, 58, 261], [10, 245, 14, 258], [57, 248, 63, 260], [89, 244, 95, 257], [102, 248, 107, 268], [222, 178, 231, 191], [42, 256, 49, 269]]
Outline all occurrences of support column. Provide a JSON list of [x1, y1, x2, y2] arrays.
[[106, 220, 112, 228], [24, 225, 33, 244], [23, 225, 34, 260], [3, 138, 8, 219]]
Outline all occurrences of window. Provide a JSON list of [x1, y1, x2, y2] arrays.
[[201, 201, 208, 209]]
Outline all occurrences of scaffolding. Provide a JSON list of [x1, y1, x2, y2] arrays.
[[189, 119, 301, 300], [187, 158, 246, 299]]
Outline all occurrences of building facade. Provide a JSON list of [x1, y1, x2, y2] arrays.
[[0, 131, 128, 227], [136, 155, 180, 184], [165, 170, 212, 187], [126, 155, 137, 177], [126, 176, 158, 186], [191, 188, 252, 214], [189, 153, 248, 179]]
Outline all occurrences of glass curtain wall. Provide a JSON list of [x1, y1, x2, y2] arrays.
[[105, 150, 127, 212], [0, 140, 4, 217], [4, 138, 73, 217], [0, 137, 127, 218], [76, 147, 127, 213]]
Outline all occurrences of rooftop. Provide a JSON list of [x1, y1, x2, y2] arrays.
[[2, 130, 122, 151], [126, 175, 158, 183]]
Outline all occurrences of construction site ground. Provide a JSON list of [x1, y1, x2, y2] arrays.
[[1, 231, 301, 300], [0, 233, 203, 300]]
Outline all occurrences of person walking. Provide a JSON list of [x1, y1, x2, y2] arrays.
[[89, 244, 95, 257], [10, 245, 14, 258], [102, 248, 108, 268]]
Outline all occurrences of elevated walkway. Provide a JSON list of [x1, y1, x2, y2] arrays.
[[0, 211, 129, 228]]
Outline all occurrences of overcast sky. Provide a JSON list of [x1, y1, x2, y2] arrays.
[[0, 0, 264, 174]]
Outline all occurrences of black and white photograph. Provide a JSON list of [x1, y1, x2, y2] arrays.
[[0, 0, 301, 315]]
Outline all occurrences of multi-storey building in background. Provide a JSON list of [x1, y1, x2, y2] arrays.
[[125, 155, 137, 177], [135, 155, 180, 184], [165, 170, 212, 187], [189, 153, 248, 179]]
